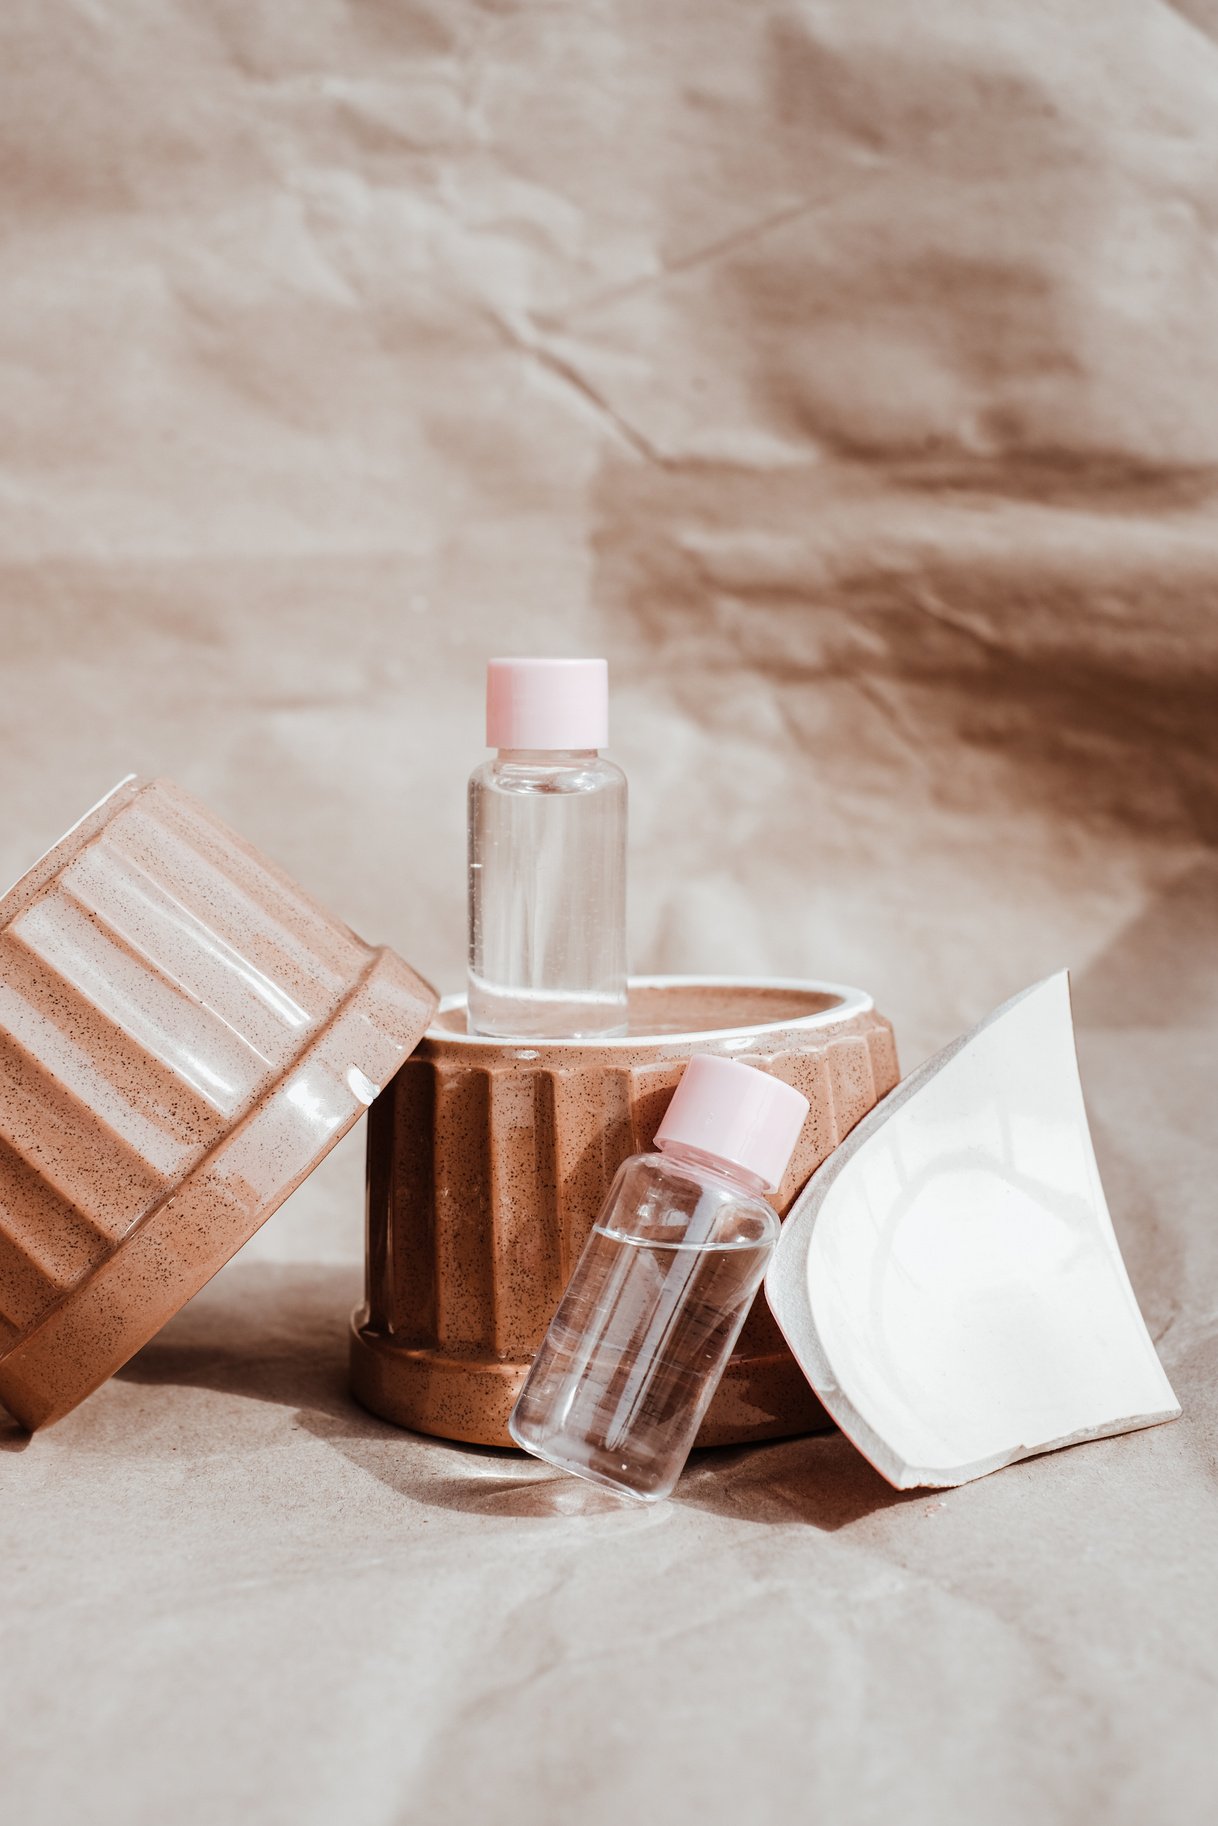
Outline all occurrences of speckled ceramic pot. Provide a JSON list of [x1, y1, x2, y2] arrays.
[[352, 977, 899, 1448], [0, 776, 437, 1429]]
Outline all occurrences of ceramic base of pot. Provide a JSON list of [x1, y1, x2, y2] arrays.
[[351, 976, 898, 1451], [349, 1321, 832, 1451]]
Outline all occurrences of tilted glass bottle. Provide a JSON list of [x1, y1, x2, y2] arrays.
[[509, 1055, 810, 1502], [467, 657, 627, 1039]]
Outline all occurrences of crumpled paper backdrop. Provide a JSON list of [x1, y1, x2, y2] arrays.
[[2, 4, 1216, 1823]]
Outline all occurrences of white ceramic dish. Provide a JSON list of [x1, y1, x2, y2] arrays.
[[766, 973, 1180, 1489]]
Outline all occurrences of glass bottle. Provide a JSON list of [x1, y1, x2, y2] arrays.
[[467, 657, 627, 1039], [509, 1055, 810, 1502]]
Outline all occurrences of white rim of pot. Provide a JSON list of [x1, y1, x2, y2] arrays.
[[429, 974, 874, 1049]]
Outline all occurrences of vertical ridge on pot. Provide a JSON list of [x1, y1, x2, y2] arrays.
[[486, 1065, 561, 1356], [431, 1062, 496, 1353], [0, 1140, 112, 1342], [531, 1067, 563, 1321], [11, 894, 271, 1120], [552, 1062, 634, 1284], [0, 933, 233, 1153], [112, 794, 356, 1005], [62, 837, 320, 1057], [825, 1033, 882, 1136]]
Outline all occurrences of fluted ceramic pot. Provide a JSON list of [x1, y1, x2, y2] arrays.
[[352, 977, 899, 1449], [0, 776, 437, 1429]]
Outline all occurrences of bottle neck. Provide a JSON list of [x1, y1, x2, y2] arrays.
[[657, 1138, 770, 1198], [494, 748, 598, 762]]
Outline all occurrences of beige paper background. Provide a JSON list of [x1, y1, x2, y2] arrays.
[[2, 4, 1216, 1822]]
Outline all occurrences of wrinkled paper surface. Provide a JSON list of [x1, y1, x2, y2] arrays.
[[2, 4, 1216, 1822]]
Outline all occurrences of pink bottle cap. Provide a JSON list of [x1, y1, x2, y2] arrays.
[[486, 657, 609, 751], [655, 1054, 811, 1194]]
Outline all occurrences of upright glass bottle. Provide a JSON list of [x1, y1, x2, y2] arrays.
[[467, 657, 628, 1039], [509, 1055, 810, 1502]]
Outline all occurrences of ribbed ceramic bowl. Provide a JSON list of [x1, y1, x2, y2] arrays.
[[0, 776, 437, 1429], [352, 976, 899, 1449]]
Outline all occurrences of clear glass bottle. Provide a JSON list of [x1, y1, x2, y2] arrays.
[[509, 1055, 810, 1502], [467, 658, 627, 1039]]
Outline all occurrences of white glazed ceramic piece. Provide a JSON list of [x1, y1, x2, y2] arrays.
[[765, 973, 1180, 1489]]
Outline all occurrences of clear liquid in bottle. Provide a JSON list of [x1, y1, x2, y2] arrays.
[[509, 1150, 779, 1502], [467, 747, 627, 1039]]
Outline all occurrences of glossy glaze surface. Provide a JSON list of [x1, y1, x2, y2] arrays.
[[766, 973, 1180, 1489]]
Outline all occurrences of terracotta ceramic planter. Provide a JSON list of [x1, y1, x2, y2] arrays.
[[351, 977, 899, 1448], [0, 776, 436, 1429]]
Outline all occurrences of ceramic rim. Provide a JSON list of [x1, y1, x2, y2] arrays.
[[428, 974, 874, 1049]]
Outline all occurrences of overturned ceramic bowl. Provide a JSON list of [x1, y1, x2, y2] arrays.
[[0, 776, 437, 1429], [352, 976, 900, 1448]]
